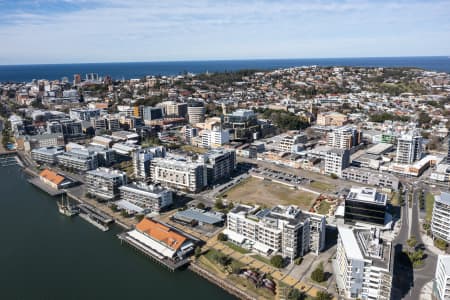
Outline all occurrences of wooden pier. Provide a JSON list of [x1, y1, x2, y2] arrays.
[[118, 232, 190, 272]]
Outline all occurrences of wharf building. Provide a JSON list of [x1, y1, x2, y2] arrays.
[[395, 131, 423, 164], [324, 148, 350, 178], [327, 126, 362, 150], [187, 101, 206, 124], [333, 226, 393, 300], [431, 192, 450, 243], [225, 204, 326, 261], [434, 255, 450, 300], [86, 167, 127, 201], [57, 148, 98, 172], [119, 183, 173, 214], [344, 187, 388, 227], [150, 156, 207, 192], [119, 218, 195, 270]]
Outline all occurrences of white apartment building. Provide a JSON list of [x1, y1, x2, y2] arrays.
[[277, 134, 307, 153], [150, 156, 207, 192], [119, 183, 172, 213], [132, 146, 165, 180], [333, 226, 392, 300], [201, 127, 230, 148], [431, 192, 450, 243], [395, 131, 423, 164], [225, 205, 326, 261], [86, 168, 127, 200], [324, 148, 350, 177], [57, 148, 98, 172], [434, 255, 450, 300], [327, 126, 361, 150]]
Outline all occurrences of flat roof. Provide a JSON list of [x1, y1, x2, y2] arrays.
[[436, 192, 450, 206], [338, 226, 364, 260], [366, 143, 393, 155], [174, 208, 223, 225]]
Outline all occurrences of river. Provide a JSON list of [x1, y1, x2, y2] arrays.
[[0, 165, 235, 300]]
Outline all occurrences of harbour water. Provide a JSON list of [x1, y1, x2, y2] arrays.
[[0, 56, 449, 83], [0, 165, 234, 300]]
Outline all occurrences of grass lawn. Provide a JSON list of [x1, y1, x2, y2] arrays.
[[223, 177, 317, 210], [309, 181, 335, 192], [181, 144, 207, 154], [228, 274, 275, 300], [316, 201, 332, 215], [426, 192, 435, 222], [251, 254, 272, 266], [224, 241, 251, 254]]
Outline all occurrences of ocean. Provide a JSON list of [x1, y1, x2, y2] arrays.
[[0, 56, 449, 83]]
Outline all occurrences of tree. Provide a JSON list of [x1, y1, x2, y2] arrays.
[[270, 255, 284, 268], [311, 262, 325, 283], [407, 236, 417, 248], [434, 239, 448, 251], [330, 173, 338, 179], [294, 257, 303, 265], [217, 233, 228, 241], [287, 288, 305, 300], [196, 202, 206, 210], [194, 246, 202, 258], [215, 198, 225, 210], [315, 291, 333, 300]]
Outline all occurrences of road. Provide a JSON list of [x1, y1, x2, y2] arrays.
[[392, 184, 437, 300]]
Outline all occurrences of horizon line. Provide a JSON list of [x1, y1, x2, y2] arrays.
[[0, 55, 448, 67]]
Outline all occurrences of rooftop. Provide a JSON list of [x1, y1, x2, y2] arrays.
[[346, 187, 387, 206], [39, 169, 65, 185], [436, 192, 450, 206], [136, 218, 187, 251]]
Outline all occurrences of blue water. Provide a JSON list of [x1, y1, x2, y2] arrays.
[[0, 56, 449, 83]]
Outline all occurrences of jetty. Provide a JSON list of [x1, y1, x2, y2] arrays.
[[77, 203, 114, 231]]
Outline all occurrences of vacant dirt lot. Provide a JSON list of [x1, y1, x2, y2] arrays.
[[222, 177, 317, 210]]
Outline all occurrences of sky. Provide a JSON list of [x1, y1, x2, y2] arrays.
[[0, 0, 449, 65]]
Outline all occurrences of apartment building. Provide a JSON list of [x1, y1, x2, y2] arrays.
[[119, 183, 173, 213], [69, 108, 101, 121], [317, 111, 348, 126], [327, 126, 361, 150], [201, 126, 230, 149], [344, 187, 388, 227], [86, 168, 127, 200], [277, 134, 307, 153], [150, 156, 207, 192], [158, 101, 188, 118], [132, 146, 165, 180], [333, 226, 392, 300], [395, 131, 423, 164], [17, 133, 65, 151], [434, 255, 450, 300], [225, 205, 326, 261], [203, 148, 236, 184], [431, 192, 450, 243], [324, 148, 350, 177], [31, 146, 64, 164], [57, 148, 98, 172]]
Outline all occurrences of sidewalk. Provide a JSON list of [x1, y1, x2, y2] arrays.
[[419, 281, 433, 300]]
